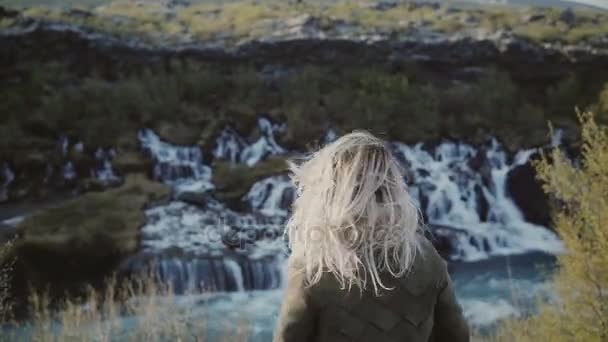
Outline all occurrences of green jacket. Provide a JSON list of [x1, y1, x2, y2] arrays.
[[273, 237, 470, 342]]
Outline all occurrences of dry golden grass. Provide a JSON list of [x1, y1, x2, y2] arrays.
[[0, 240, 15, 321], [1, 275, 251, 341]]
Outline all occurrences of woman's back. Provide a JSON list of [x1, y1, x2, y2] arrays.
[[273, 131, 469, 341], [273, 236, 469, 342]]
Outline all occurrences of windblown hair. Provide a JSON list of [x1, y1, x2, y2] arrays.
[[286, 131, 420, 294]]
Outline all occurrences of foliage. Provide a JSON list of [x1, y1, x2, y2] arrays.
[[490, 112, 608, 341], [1, 56, 607, 200], [589, 84, 608, 123], [2, 60, 605, 155]]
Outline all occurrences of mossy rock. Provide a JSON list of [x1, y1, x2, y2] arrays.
[[112, 150, 153, 175], [11, 174, 169, 295], [212, 157, 288, 210]]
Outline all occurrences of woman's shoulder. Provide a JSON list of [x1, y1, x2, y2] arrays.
[[398, 234, 448, 295]]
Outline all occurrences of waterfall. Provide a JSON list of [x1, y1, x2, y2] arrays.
[[126, 121, 563, 294], [125, 255, 284, 294], [59, 136, 77, 181], [244, 175, 295, 217], [223, 258, 245, 291], [213, 117, 286, 166], [391, 139, 562, 261], [138, 129, 214, 194], [127, 198, 287, 293], [56, 137, 121, 184], [93, 148, 121, 185], [63, 161, 77, 181]]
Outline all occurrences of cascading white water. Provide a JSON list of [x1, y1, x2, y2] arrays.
[[390, 139, 562, 261], [63, 161, 77, 180], [55, 137, 121, 184], [213, 117, 286, 166], [132, 118, 563, 296], [133, 121, 290, 293], [244, 175, 294, 217], [138, 129, 214, 195], [134, 197, 287, 293], [93, 148, 120, 185]]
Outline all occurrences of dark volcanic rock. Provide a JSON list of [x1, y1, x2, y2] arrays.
[[524, 13, 546, 23], [425, 224, 470, 260], [176, 190, 209, 206], [0, 6, 19, 19], [67, 9, 93, 19], [468, 148, 493, 189], [369, 1, 398, 11], [560, 8, 576, 26], [506, 161, 551, 227]]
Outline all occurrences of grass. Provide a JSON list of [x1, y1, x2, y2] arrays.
[[10, 174, 169, 297], [0, 274, 251, 342], [0, 240, 15, 321]]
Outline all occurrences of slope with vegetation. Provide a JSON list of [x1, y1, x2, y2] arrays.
[[1, 0, 607, 48]]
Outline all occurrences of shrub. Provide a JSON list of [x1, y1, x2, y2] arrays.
[[491, 112, 608, 341]]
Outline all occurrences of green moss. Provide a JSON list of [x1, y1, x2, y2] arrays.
[[515, 22, 567, 42], [212, 157, 288, 207], [565, 20, 608, 43], [17, 174, 168, 254], [13, 174, 169, 291]]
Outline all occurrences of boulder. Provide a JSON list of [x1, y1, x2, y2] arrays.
[[212, 157, 288, 210], [425, 224, 469, 260], [67, 9, 93, 19], [506, 161, 551, 227], [368, 1, 398, 11], [112, 151, 153, 175], [176, 190, 209, 206], [468, 148, 493, 189], [523, 13, 546, 23], [0, 6, 18, 19], [559, 8, 576, 26]]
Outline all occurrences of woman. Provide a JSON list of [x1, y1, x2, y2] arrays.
[[273, 131, 469, 342]]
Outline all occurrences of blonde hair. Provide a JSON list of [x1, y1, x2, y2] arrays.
[[286, 131, 420, 294]]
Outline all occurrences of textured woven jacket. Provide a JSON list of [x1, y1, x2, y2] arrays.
[[273, 236, 470, 342]]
